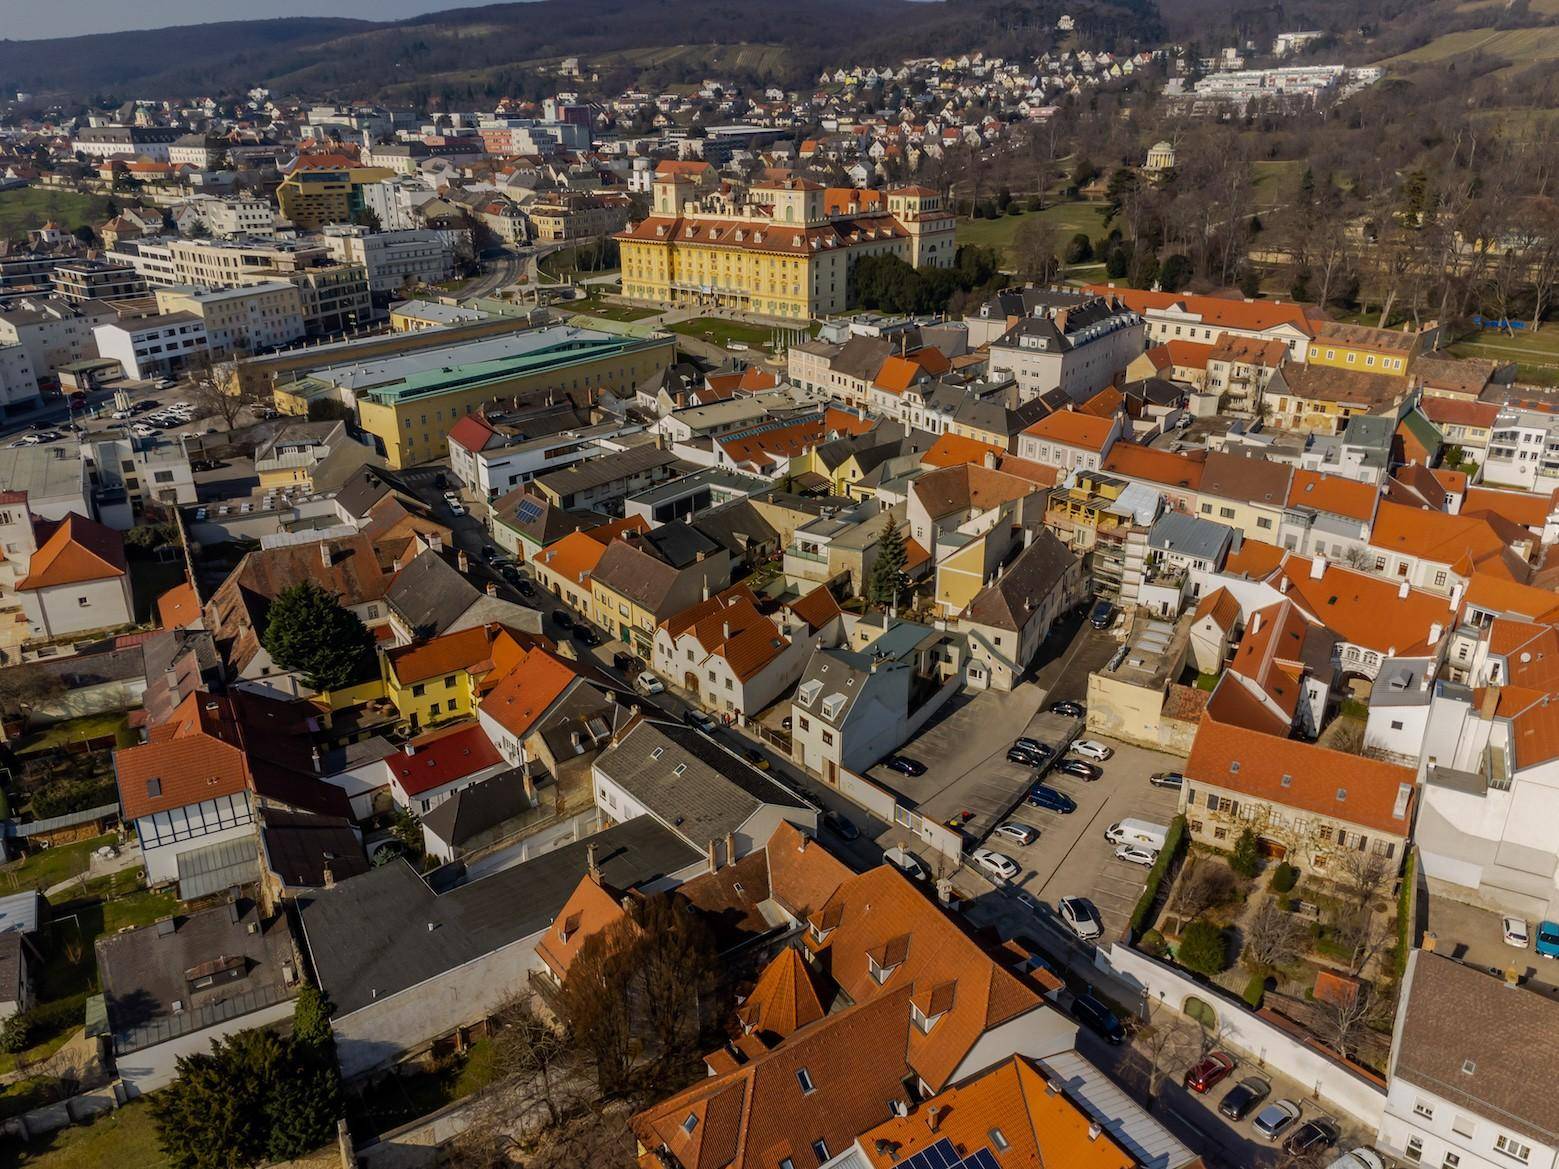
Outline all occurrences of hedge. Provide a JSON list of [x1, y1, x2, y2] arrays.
[[1393, 848, 1417, 981], [1243, 973, 1266, 1009], [1128, 814, 1187, 939]]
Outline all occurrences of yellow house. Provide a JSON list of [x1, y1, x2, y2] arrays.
[[1305, 320, 1438, 377], [616, 175, 954, 319], [382, 623, 528, 731], [1265, 364, 1406, 435]]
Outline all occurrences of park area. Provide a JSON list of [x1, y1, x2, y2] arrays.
[[0, 187, 111, 244], [955, 199, 1110, 265], [666, 316, 790, 349], [1448, 322, 1559, 386]]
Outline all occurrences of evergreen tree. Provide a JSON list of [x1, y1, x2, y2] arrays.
[[261, 580, 376, 692], [866, 516, 907, 607]]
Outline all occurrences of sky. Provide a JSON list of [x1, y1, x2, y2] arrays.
[[1, 0, 486, 40]]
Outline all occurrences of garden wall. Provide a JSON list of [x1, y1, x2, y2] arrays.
[[1099, 942, 1388, 1130]]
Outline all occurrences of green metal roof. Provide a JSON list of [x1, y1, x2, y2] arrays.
[[361, 334, 668, 406]]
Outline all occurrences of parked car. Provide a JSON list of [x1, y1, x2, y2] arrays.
[[573, 626, 601, 647], [1070, 993, 1124, 1044], [111, 408, 133, 419], [1055, 759, 1102, 781], [1027, 785, 1076, 814], [1007, 744, 1049, 767], [823, 810, 860, 841], [1326, 1150, 1387, 1169], [1048, 700, 1085, 718], [1149, 770, 1185, 789], [448, 502, 466, 515], [993, 822, 1038, 846], [552, 610, 573, 630], [743, 748, 771, 771], [971, 849, 1020, 881], [635, 671, 664, 695], [884, 846, 928, 882], [612, 650, 636, 672], [1285, 1120, 1339, 1156], [883, 756, 926, 777], [1115, 844, 1158, 867], [1253, 1100, 1303, 1141], [501, 564, 524, 584], [1183, 1052, 1235, 1094], [1504, 916, 1531, 948], [1218, 1077, 1271, 1121], [516, 578, 536, 597], [1089, 600, 1116, 629], [1070, 739, 1114, 762], [1014, 736, 1051, 754], [1056, 896, 1101, 941], [682, 708, 718, 734], [1538, 920, 1559, 958]]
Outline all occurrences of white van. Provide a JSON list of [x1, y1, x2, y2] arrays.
[[1105, 818, 1169, 852]]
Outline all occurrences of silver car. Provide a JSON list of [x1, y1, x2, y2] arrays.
[[1253, 1099, 1302, 1140]]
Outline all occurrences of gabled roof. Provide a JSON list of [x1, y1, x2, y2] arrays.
[[1021, 410, 1115, 452], [909, 462, 1037, 522], [533, 872, 633, 983], [1370, 500, 1526, 579], [737, 946, 825, 1040], [385, 623, 517, 687], [383, 721, 502, 797], [785, 584, 843, 632], [1102, 443, 1205, 490], [1275, 555, 1454, 657], [477, 647, 580, 738], [1193, 586, 1240, 631], [922, 432, 1007, 469], [446, 412, 497, 454], [18, 514, 126, 590], [531, 527, 612, 586], [1081, 284, 1318, 336], [1284, 470, 1378, 523], [156, 581, 202, 630], [1463, 486, 1552, 532], [963, 528, 1077, 632], [1199, 451, 1291, 507], [1187, 714, 1416, 835]]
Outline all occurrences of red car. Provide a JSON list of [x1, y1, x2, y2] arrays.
[[1183, 1051, 1236, 1094]]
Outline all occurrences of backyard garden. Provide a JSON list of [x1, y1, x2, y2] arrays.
[[1135, 828, 1405, 1074]]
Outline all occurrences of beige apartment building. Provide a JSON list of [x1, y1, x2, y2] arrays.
[[154, 282, 307, 358]]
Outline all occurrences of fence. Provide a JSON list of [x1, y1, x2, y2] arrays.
[[1098, 942, 1388, 1129]]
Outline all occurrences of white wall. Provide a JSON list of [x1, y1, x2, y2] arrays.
[[950, 1005, 1079, 1083], [21, 575, 133, 640], [1101, 943, 1388, 1129], [1380, 1080, 1558, 1169], [118, 998, 297, 1096]]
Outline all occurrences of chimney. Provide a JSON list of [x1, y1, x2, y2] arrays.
[[723, 621, 732, 641], [319, 541, 332, 569], [1249, 612, 1262, 636], [1422, 931, 1438, 953], [1429, 622, 1444, 646], [724, 830, 736, 864], [1279, 576, 1289, 594], [983, 450, 998, 469], [702, 578, 711, 602], [706, 839, 719, 875], [1087, 1123, 1102, 1142], [926, 1105, 943, 1133], [1398, 578, 1410, 599], [1309, 554, 1326, 580], [402, 741, 415, 757], [587, 841, 600, 883], [797, 832, 809, 853], [310, 745, 321, 772]]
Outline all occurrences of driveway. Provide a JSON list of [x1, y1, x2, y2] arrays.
[[1422, 889, 1559, 999]]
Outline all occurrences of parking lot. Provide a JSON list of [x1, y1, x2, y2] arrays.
[[1422, 890, 1559, 999]]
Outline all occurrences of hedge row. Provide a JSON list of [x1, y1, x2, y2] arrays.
[[1128, 814, 1188, 939]]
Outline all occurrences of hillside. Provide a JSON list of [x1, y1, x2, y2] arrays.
[[0, 0, 1160, 101]]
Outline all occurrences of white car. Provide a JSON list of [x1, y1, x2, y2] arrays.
[[993, 822, 1038, 847], [1327, 1151, 1386, 1169], [111, 408, 133, 419], [885, 846, 929, 882], [1070, 739, 1114, 762], [971, 848, 1020, 881], [1115, 844, 1158, 867], [1504, 916, 1530, 948], [448, 502, 467, 516], [636, 671, 665, 695], [1057, 896, 1102, 941]]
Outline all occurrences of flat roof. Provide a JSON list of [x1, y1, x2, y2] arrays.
[[627, 466, 770, 505], [0, 445, 86, 504]]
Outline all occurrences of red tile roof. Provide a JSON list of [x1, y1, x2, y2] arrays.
[[922, 432, 1007, 469], [446, 413, 496, 454], [1083, 284, 1319, 336], [156, 581, 203, 630], [1021, 410, 1115, 451], [1188, 715, 1416, 835], [18, 514, 126, 590], [1276, 555, 1454, 657], [1102, 444, 1205, 490], [477, 646, 579, 738], [1285, 470, 1378, 523], [383, 721, 502, 797]]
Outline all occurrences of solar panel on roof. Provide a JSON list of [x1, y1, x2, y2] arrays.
[[898, 1140, 999, 1169], [515, 499, 543, 523]]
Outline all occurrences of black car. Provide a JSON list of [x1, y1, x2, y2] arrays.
[[516, 578, 536, 597], [1007, 745, 1048, 767], [613, 650, 637, 672], [1149, 771, 1185, 789], [1055, 758, 1102, 781], [1026, 785, 1076, 814], [1014, 736, 1052, 754], [683, 708, 718, 733], [824, 810, 860, 841], [501, 564, 524, 583], [1284, 1120, 1338, 1156], [573, 626, 601, 647], [552, 610, 574, 630], [884, 756, 926, 777], [1071, 993, 1125, 1045], [1218, 1077, 1271, 1121], [1089, 600, 1116, 630], [1048, 700, 1085, 718]]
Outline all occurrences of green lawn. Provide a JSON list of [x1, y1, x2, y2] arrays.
[[14, 714, 133, 758], [0, 187, 111, 243], [0, 835, 113, 893], [955, 201, 1111, 261], [1252, 159, 1303, 211], [1447, 325, 1559, 386], [6, 1098, 167, 1169], [667, 317, 783, 349]]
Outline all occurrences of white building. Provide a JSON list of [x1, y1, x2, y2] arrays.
[[0, 297, 114, 384], [153, 282, 306, 357], [16, 514, 134, 640], [1380, 950, 1559, 1169], [93, 313, 209, 380], [319, 225, 458, 296], [71, 125, 182, 161], [0, 342, 38, 412], [1482, 407, 1559, 492], [201, 195, 276, 238], [87, 434, 198, 522]]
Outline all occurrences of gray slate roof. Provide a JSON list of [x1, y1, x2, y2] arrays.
[[592, 720, 811, 849], [386, 549, 481, 640], [298, 817, 698, 1015], [1147, 511, 1234, 563]]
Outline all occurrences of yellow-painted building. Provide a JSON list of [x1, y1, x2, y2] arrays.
[[277, 163, 395, 230], [1306, 320, 1439, 377], [382, 623, 527, 731], [278, 325, 675, 468], [617, 176, 955, 319]]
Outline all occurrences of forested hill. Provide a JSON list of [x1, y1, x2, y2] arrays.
[[0, 0, 1161, 102]]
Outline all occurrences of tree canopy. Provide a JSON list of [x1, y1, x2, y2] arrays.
[[261, 580, 376, 692]]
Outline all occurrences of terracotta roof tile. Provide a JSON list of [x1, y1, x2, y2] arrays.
[[1021, 410, 1115, 451], [383, 721, 501, 797], [1102, 444, 1206, 490], [1082, 284, 1319, 336], [922, 432, 1007, 468], [156, 581, 202, 630], [477, 647, 579, 738], [737, 946, 825, 1040], [1188, 714, 1416, 835], [1285, 471, 1378, 523], [1463, 486, 1552, 531], [1276, 555, 1453, 656], [18, 514, 126, 590], [785, 584, 843, 631]]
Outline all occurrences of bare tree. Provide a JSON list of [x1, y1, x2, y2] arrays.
[[1317, 979, 1390, 1062], [628, 892, 718, 1067], [488, 991, 574, 1130], [1174, 860, 1238, 922], [0, 663, 64, 721], [1012, 217, 1061, 284], [190, 376, 253, 436], [1134, 1003, 1195, 1113], [1242, 900, 1309, 975], [559, 916, 637, 1094], [1335, 849, 1391, 919]]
